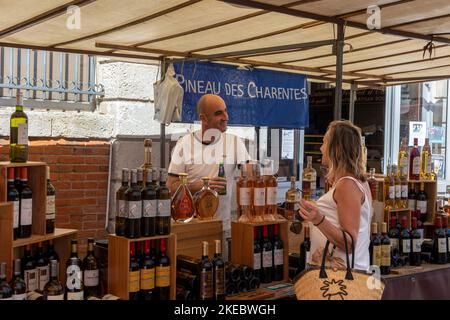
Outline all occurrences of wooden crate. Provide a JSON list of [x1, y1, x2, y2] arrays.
[[231, 220, 289, 283], [108, 234, 177, 300], [384, 208, 411, 229], [171, 218, 222, 258]]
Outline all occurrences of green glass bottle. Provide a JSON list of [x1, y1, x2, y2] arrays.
[[10, 90, 29, 163], [218, 162, 226, 196]]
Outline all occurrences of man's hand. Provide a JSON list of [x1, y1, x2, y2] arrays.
[[209, 177, 227, 191]]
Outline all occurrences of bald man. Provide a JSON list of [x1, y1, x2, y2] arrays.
[[167, 94, 250, 260]]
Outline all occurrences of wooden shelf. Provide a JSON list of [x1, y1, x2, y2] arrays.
[[234, 218, 287, 227], [0, 161, 47, 168], [408, 180, 437, 183], [386, 208, 411, 213], [13, 228, 77, 248]]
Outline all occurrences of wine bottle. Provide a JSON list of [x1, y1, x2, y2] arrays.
[[36, 242, 49, 292], [199, 241, 213, 300], [218, 162, 227, 196], [45, 166, 56, 234], [433, 216, 447, 264], [285, 176, 299, 220], [299, 225, 311, 272], [384, 165, 395, 210], [388, 215, 400, 267], [399, 217, 411, 265], [398, 137, 409, 178], [392, 165, 401, 209], [420, 138, 432, 180], [253, 164, 266, 222], [125, 169, 142, 239], [380, 222, 391, 275], [155, 238, 171, 300], [46, 240, 60, 271], [115, 168, 129, 236], [212, 240, 225, 300], [248, 277, 260, 290], [409, 138, 420, 180], [9, 90, 29, 163], [410, 217, 422, 266], [142, 169, 157, 237], [367, 168, 378, 201], [253, 227, 262, 280], [129, 242, 140, 300], [272, 224, 284, 281], [262, 159, 278, 220], [142, 138, 152, 184], [261, 225, 273, 283], [65, 239, 84, 300], [237, 162, 253, 222], [239, 265, 254, 281], [0, 262, 13, 300], [400, 175, 408, 209], [369, 223, 382, 267], [10, 259, 26, 300], [416, 182, 428, 228], [137, 168, 144, 190], [302, 156, 317, 201], [19, 167, 33, 239], [7, 167, 20, 240], [82, 238, 99, 299], [171, 173, 195, 223], [43, 260, 65, 300], [140, 240, 155, 301], [22, 244, 38, 292], [157, 169, 171, 235], [408, 185, 417, 211]]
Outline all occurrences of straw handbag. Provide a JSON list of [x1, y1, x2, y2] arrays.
[[294, 230, 384, 300]]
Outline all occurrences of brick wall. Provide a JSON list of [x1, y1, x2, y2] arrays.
[[0, 138, 110, 257]]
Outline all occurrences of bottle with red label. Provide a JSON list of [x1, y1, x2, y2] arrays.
[[171, 173, 195, 223], [409, 138, 421, 180]]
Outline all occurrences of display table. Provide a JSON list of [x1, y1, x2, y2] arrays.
[[382, 264, 450, 300]]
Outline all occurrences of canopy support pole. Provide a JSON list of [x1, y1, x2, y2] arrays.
[[349, 82, 357, 123], [160, 59, 167, 169], [334, 23, 344, 120]]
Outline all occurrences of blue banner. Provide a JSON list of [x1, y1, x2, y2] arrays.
[[173, 61, 309, 129]]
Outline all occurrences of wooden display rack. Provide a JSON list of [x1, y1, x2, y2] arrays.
[[231, 219, 289, 283], [108, 234, 177, 300]]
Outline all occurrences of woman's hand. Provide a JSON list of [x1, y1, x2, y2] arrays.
[[299, 199, 324, 225]]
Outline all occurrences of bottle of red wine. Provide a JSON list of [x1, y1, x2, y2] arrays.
[[155, 239, 171, 300], [19, 167, 33, 239], [299, 225, 311, 272], [199, 241, 213, 300], [82, 238, 99, 299], [388, 215, 400, 267], [212, 240, 225, 300], [36, 242, 49, 292], [156, 169, 171, 235], [140, 240, 155, 301], [253, 227, 262, 280], [125, 169, 142, 239], [261, 225, 273, 283], [10, 259, 26, 300], [22, 244, 38, 293], [46, 240, 59, 269], [369, 222, 381, 267], [410, 217, 422, 266], [129, 242, 140, 300], [433, 216, 447, 264], [0, 262, 13, 300], [7, 167, 20, 240], [380, 222, 391, 275], [272, 224, 284, 281], [115, 168, 129, 236], [142, 169, 157, 237], [45, 166, 56, 234], [65, 239, 84, 300], [399, 216, 410, 265]]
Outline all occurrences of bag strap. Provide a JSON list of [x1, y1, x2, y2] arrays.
[[319, 239, 331, 279], [342, 230, 353, 280], [319, 230, 355, 280]]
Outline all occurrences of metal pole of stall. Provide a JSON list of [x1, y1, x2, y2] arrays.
[[334, 23, 344, 120], [160, 59, 167, 169], [349, 82, 357, 123], [255, 126, 260, 160]]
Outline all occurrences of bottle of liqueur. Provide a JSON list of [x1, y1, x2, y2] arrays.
[[299, 225, 311, 272], [237, 162, 253, 223], [218, 162, 227, 196], [65, 239, 84, 300], [142, 169, 157, 237], [272, 224, 284, 281], [10, 259, 26, 300], [7, 167, 20, 240], [9, 90, 28, 163], [0, 262, 13, 300], [398, 137, 409, 178], [253, 227, 262, 280], [82, 238, 99, 299], [115, 168, 129, 236], [253, 164, 266, 222], [420, 138, 432, 180], [285, 176, 299, 221], [392, 165, 402, 209], [367, 168, 378, 201], [22, 244, 38, 292], [302, 156, 317, 200], [262, 159, 278, 221], [36, 242, 49, 292], [195, 177, 219, 220], [416, 182, 428, 227], [43, 260, 65, 300], [19, 167, 33, 238], [384, 165, 395, 210], [140, 240, 155, 300], [157, 169, 171, 235], [129, 242, 140, 300], [261, 225, 273, 283], [142, 138, 153, 184], [409, 138, 420, 180], [399, 216, 411, 265], [125, 169, 142, 239], [408, 185, 416, 211], [212, 240, 225, 300], [369, 223, 382, 267], [380, 222, 391, 275], [199, 241, 213, 300], [171, 173, 195, 223], [155, 239, 171, 300], [433, 216, 448, 264], [410, 217, 422, 266], [45, 166, 56, 234], [388, 215, 400, 267]]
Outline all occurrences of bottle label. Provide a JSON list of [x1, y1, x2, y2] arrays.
[[426, 158, 432, 174], [266, 187, 277, 205], [306, 251, 311, 265], [12, 293, 26, 300], [127, 200, 142, 219], [402, 239, 411, 253], [416, 200, 427, 214], [274, 248, 283, 266], [140, 268, 155, 290], [20, 198, 33, 226], [129, 270, 140, 293], [390, 238, 399, 251], [254, 188, 266, 206], [381, 244, 391, 266], [310, 181, 316, 191], [46, 294, 64, 300], [24, 269, 38, 292], [66, 265, 83, 290], [178, 195, 193, 215], [399, 157, 408, 174], [438, 238, 447, 253], [143, 200, 157, 218], [200, 270, 213, 299], [372, 245, 381, 266], [18, 123, 28, 145], [408, 199, 416, 210], [240, 188, 252, 205], [395, 185, 401, 199], [158, 200, 171, 217], [46, 195, 55, 220], [388, 186, 395, 200], [13, 200, 19, 228], [412, 239, 421, 253], [118, 200, 127, 218], [37, 265, 49, 291], [84, 269, 99, 287], [253, 252, 261, 270], [156, 266, 171, 287], [401, 185, 408, 198], [263, 250, 272, 268], [214, 268, 225, 295], [67, 291, 84, 300], [412, 157, 420, 175]]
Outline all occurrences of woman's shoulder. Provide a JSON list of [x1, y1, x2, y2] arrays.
[[334, 176, 365, 198]]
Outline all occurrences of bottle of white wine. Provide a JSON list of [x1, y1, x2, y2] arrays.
[[43, 260, 65, 300], [65, 239, 84, 300], [9, 90, 28, 163]]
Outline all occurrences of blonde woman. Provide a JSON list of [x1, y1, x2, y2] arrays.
[[299, 120, 372, 271]]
